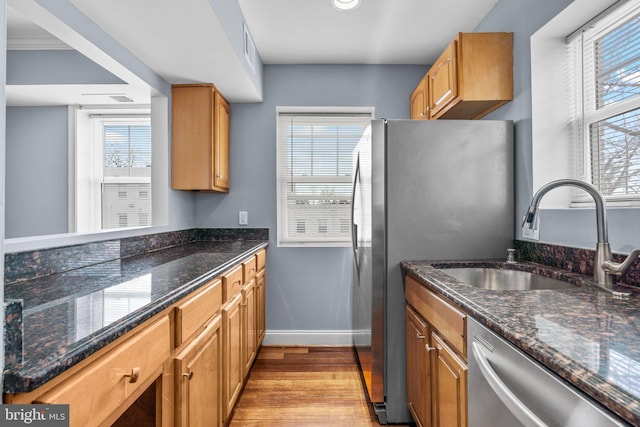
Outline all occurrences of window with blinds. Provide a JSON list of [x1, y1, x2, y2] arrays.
[[570, 0, 640, 203], [97, 119, 151, 229], [276, 111, 371, 246]]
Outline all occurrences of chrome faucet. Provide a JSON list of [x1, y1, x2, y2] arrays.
[[522, 179, 640, 294]]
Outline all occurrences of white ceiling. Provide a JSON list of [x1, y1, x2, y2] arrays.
[[238, 0, 500, 65], [6, 0, 500, 104]]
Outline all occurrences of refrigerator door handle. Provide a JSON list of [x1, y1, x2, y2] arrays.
[[351, 154, 360, 271]]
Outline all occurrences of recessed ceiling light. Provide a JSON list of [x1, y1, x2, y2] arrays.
[[333, 0, 360, 11]]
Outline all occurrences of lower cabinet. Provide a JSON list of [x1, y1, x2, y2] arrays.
[[405, 274, 468, 427], [174, 315, 223, 427], [222, 292, 244, 421], [406, 306, 431, 427], [242, 280, 257, 375], [431, 332, 467, 427]]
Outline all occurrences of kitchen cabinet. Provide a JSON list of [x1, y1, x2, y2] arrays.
[[175, 315, 223, 427], [222, 269, 244, 421], [255, 249, 267, 345], [410, 75, 428, 120], [431, 332, 467, 427], [174, 278, 223, 427], [171, 84, 230, 192], [411, 32, 513, 120], [242, 258, 258, 375], [405, 306, 431, 427], [10, 316, 172, 427], [405, 274, 467, 427]]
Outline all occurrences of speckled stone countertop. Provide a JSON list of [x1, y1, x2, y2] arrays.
[[3, 239, 268, 394], [401, 259, 640, 426]]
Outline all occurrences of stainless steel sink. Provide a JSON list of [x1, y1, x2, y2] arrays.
[[440, 267, 578, 291]]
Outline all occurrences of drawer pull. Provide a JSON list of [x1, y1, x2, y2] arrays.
[[416, 334, 426, 340], [240, 303, 247, 308], [183, 371, 194, 380], [124, 367, 140, 383], [425, 344, 435, 353], [235, 280, 242, 285]]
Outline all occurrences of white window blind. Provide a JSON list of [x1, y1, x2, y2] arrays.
[[101, 122, 152, 229], [570, 0, 640, 203], [277, 112, 371, 246]]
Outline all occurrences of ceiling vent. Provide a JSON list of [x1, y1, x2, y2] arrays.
[[109, 95, 134, 103], [243, 22, 257, 74]]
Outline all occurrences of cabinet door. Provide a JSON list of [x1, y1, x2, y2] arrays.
[[241, 280, 257, 376], [214, 91, 230, 190], [410, 76, 428, 120], [431, 332, 467, 427], [406, 306, 431, 427], [175, 315, 222, 427], [222, 293, 243, 421], [429, 41, 458, 119], [255, 269, 266, 345]]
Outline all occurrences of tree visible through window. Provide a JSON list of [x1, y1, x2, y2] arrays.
[[571, 2, 640, 201]]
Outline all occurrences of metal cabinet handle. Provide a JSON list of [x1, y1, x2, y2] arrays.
[[182, 370, 194, 380], [425, 344, 435, 352], [124, 367, 140, 383], [416, 334, 426, 340]]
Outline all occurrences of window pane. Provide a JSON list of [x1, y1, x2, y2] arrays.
[[590, 108, 640, 196], [104, 124, 151, 177], [595, 13, 640, 108], [278, 113, 370, 244]]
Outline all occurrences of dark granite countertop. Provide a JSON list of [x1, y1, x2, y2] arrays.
[[3, 239, 268, 394], [401, 259, 640, 426]]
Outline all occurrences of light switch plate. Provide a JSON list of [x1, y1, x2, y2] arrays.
[[239, 211, 248, 226]]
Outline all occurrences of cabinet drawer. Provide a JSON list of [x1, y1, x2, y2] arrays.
[[222, 265, 243, 302], [35, 316, 170, 427], [255, 249, 266, 271], [242, 257, 257, 283], [405, 274, 466, 357], [175, 279, 223, 346]]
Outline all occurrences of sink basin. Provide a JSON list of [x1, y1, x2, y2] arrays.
[[439, 267, 578, 291]]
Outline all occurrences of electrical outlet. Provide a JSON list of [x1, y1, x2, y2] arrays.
[[239, 211, 248, 226]]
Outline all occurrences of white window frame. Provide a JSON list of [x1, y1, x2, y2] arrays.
[[276, 106, 374, 247], [74, 109, 152, 232], [569, 0, 640, 207]]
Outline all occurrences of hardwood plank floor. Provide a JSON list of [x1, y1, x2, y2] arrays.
[[228, 346, 412, 427]]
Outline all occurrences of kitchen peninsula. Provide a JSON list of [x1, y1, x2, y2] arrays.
[[3, 228, 268, 426]]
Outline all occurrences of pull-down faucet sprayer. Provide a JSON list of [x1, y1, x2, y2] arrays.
[[522, 179, 639, 296]]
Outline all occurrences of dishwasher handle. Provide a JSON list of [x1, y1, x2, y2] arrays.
[[472, 341, 549, 427]]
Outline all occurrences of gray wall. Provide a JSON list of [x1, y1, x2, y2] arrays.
[[477, 0, 640, 253], [5, 106, 69, 238], [195, 64, 425, 338]]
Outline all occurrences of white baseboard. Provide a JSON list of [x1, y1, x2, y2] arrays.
[[263, 330, 354, 346]]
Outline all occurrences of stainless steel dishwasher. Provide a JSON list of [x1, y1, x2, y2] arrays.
[[467, 317, 628, 427]]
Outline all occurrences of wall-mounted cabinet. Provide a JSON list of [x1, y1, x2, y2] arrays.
[[171, 84, 230, 192], [411, 32, 513, 120]]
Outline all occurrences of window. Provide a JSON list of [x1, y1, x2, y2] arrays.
[[76, 113, 152, 232], [276, 108, 372, 246], [569, 0, 640, 204]]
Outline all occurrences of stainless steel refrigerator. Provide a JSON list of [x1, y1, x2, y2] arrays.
[[351, 119, 514, 424]]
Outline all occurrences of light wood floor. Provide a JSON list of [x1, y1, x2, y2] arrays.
[[227, 346, 412, 427]]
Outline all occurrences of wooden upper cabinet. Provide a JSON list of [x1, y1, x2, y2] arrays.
[[171, 84, 230, 192], [428, 41, 458, 119], [410, 75, 428, 120], [412, 32, 513, 120]]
